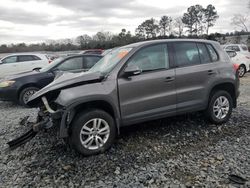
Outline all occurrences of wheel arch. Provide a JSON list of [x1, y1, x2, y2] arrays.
[[208, 82, 237, 108], [59, 99, 121, 138]]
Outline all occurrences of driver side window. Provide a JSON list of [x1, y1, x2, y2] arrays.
[[2, 56, 18, 64], [127, 44, 169, 72]]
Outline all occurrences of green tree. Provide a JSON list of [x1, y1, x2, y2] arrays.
[[136, 18, 159, 39], [182, 5, 205, 35], [203, 4, 219, 35], [159, 16, 172, 36]]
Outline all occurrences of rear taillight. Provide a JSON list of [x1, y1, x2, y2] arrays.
[[233, 63, 239, 71], [49, 60, 52, 64]]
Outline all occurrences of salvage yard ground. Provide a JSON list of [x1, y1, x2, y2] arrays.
[[0, 74, 250, 187]]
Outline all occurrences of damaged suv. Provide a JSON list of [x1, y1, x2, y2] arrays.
[[8, 39, 240, 156]]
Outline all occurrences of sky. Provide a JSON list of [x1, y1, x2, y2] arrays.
[[0, 0, 249, 44]]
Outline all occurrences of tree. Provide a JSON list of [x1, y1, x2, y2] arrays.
[[76, 34, 92, 48], [174, 17, 184, 37], [159, 16, 172, 36], [182, 5, 204, 35], [203, 4, 219, 35], [231, 14, 249, 32], [136, 18, 159, 39]]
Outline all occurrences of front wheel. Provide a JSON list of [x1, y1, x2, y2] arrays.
[[19, 87, 39, 106], [69, 109, 116, 156], [205, 90, 233, 124]]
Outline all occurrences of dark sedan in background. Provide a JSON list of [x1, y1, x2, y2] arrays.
[[0, 54, 102, 106]]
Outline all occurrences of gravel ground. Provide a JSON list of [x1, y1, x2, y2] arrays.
[[0, 74, 250, 188]]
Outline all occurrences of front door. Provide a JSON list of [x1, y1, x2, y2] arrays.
[[118, 43, 176, 125]]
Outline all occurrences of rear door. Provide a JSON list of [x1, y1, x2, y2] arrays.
[[173, 42, 219, 113], [118, 43, 176, 125], [17, 55, 41, 72]]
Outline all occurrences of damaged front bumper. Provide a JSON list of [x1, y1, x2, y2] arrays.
[[7, 96, 64, 149]]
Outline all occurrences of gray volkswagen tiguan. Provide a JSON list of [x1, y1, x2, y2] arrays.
[[8, 39, 240, 156]]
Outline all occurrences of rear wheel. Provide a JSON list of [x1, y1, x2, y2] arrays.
[[238, 65, 246, 77], [19, 87, 39, 106], [205, 90, 233, 124], [69, 109, 116, 156]]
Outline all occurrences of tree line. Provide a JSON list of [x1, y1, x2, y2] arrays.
[[0, 3, 249, 53]]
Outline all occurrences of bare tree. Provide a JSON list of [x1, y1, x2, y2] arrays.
[[174, 17, 184, 37], [231, 14, 249, 32]]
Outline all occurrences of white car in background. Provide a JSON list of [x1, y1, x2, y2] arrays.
[[223, 44, 250, 55], [226, 50, 250, 77], [0, 54, 50, 77]]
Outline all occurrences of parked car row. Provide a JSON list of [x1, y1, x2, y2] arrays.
[[0, 54, 102, 105], [6, 39, 240, 157]]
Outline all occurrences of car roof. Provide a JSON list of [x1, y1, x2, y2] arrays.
[[1, 53, 46, 58], [122, 39, 219, 49]]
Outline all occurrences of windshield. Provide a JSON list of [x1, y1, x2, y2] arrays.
[[40, 57, 64, 72], [89, 47, 132, 74]]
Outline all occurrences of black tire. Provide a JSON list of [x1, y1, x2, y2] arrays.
[[69, 109, 116, 156], [205, 90, 233, 124], [238, 65, 246, 77], [19, 87, 39, 106]]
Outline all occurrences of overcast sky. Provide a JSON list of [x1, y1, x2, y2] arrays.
[[0, 0, 249, 44]]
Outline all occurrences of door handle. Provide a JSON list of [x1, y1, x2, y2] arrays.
[[208, 70, 216, 75], [164, 77, 175, 82]]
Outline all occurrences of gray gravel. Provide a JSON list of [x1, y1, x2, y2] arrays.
[[0, 74, 250, 187]]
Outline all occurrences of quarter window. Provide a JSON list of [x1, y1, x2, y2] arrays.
[[174, 42, 200, 66], [127, 44, 169, 72], [206, 44, 219, 62]]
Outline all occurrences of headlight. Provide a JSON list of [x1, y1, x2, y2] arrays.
[[0, 80, 15, 88]]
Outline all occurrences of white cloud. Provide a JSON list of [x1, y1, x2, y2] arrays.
[[0, 0, 249, 43]]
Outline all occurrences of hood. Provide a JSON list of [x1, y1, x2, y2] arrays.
[[27, 71, 104, 106], [1, 70, 39, 81]]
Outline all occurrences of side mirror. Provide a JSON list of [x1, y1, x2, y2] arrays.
[[124, 64, 142, 77]]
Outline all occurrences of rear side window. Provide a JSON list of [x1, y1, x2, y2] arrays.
[[206, 44, 219, 62], [83, 56, 101, 69], [18, 55, 35, 62], [197, 43, 211, 64], [174, 42, 200, 66]]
